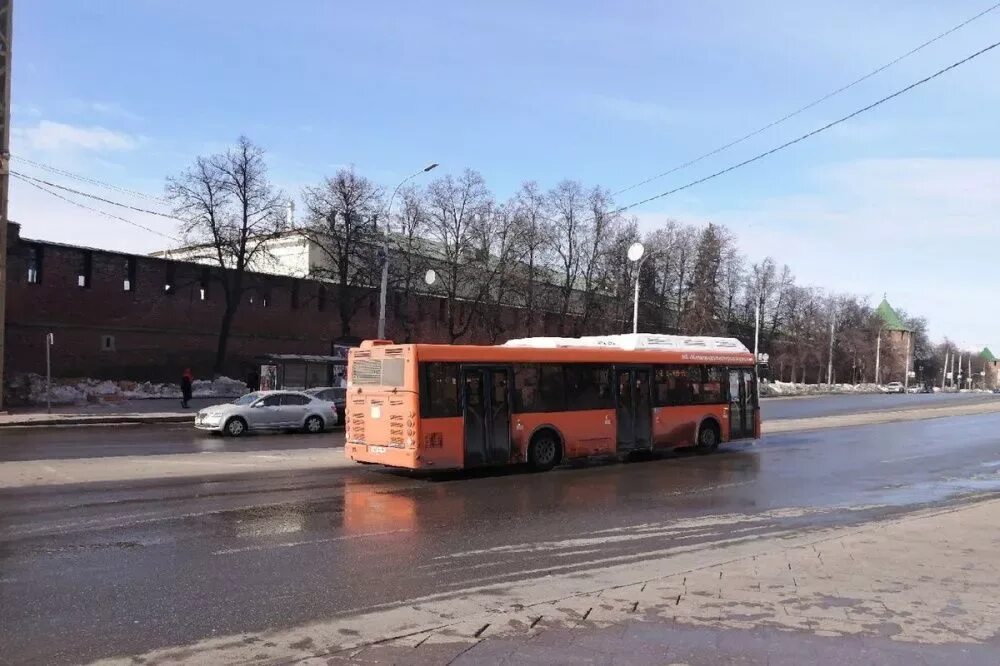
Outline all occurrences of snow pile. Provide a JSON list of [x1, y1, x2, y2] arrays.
[[12, 374, 249, 406], [759, 381, 887, 397]]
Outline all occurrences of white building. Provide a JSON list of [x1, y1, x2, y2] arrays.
[[152, 230, 331, 279]]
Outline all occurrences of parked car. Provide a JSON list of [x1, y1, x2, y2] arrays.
[[305, 386, 347, 426], [884, 382, 905, 394], [195, 390, 338, 437]]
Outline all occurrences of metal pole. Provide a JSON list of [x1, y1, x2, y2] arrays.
[[632, 262, 641, 335], [0, 0, 12, 412], [631, 253, 650, 335], [753, 299, 760, 367], [376, 164, 437, 340], [376, 238, 389, 340], [45, 333, 51, 413], [874, 329, 882, 384], [903, 333, 911, 391], [941, 350, 949, 390], [826, 310, 835, 385]]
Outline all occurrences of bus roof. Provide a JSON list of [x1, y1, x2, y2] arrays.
[[504, 333, 749, 354], [356, 341, 754, 366]]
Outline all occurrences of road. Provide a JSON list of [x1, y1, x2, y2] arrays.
[[2, 392, 1000, 664], [759, 390, 999, 420]]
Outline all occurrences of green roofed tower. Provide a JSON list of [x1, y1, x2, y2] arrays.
[[876, 297, 911, 332], [982, 347, 997, 363]]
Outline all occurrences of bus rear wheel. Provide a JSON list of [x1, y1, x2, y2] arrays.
[[528, 431, 561, 472], [695, 422, 720, 454]]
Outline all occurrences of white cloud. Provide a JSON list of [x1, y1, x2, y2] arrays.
[[68, 99, 142, 122], [631, 158, 1000, 344], [583, 94, 678, 129], [16, 120, 139, 153]]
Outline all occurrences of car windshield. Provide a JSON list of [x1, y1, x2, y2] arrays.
[[233, 392, 261, 406]]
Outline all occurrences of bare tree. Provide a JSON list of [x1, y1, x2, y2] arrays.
[[425, 169, 494, 342], [389, 186, 431, 342], [301, 168, 383, 338], [475, 202, 527, 342], [166, 136, 285, 374], [548, 180, 588, 334], [574, 187, 619, 335], [510, 182, 554, 335]]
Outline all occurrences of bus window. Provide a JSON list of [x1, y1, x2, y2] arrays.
[[564, 365, 614, 410], [654, 366, 693, 406], [513, 364, 539, 412], [701, 366, 726, 404], [538, 364, 566, 411], [421, 363, 460, 418]]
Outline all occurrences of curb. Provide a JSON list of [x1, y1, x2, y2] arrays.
[[0, 414, 193, 428]]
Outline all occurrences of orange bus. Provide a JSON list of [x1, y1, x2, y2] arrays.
[[344, 334, 760, 472]]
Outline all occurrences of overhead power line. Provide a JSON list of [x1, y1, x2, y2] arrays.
[[11, 153, 170, 204], [11, 171, 182, 221], [612, 38, 1000, 215], [611, 1, 1000, 197], [12, 172, 181, 242]]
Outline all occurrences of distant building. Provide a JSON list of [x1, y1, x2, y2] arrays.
[[151, 230, 325, 279], [981, 347, 998, 389], [2, 222, 574, 394], [875, 297, 913, 384]]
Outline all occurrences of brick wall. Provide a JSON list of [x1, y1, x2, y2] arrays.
[[3, 224, 576, 383]]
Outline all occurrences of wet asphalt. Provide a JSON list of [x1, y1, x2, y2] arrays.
[[759, 391, 999, 420], [2, 401, 1000, 664]]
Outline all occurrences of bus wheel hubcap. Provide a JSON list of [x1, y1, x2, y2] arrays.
[[536, 440, 555, 464]]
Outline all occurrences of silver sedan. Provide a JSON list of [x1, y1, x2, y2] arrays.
[[194, 390, 338, 437]]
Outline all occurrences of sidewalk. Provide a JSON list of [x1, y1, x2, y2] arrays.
[[0, 397, 223, 427], [4, 393, 1000, 430], [104, 497, 1000, 665]]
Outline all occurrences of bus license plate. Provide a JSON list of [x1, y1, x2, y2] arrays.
[[369, 446, 387, 454]]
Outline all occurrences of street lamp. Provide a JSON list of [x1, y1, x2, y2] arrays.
[[376, 163, 438, 340], [627, 242, 649, 335]]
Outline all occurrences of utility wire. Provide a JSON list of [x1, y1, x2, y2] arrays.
[[12, 172, 181, 242], [12, 171, 183, 221], [612, 38, 1000, 215], [11, 153, 170, 204], [611, 1, 1000, 197]]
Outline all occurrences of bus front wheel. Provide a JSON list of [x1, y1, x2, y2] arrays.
[[695, 422, 720, 454], [528, 431, 561, 472]]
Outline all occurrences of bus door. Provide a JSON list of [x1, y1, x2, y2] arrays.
[[461, 367, 512, 466], [615, 366, 652, 452], [728, 368, 753, 439]]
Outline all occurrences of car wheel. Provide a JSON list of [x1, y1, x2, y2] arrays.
[[224, 417, 247, 438], [528, 430, 561, 471], [695, 422, 720, 454], [304, 415, 325, 434]]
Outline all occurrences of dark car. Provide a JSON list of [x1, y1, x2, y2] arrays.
[[306, 387, 347, 426]]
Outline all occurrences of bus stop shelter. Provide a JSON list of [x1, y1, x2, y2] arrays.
[[254, 354, 347, 391]]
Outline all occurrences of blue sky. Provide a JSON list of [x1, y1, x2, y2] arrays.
[[11, 1, 1000, 345]]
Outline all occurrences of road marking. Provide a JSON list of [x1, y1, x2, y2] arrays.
[[880, 454, 931, 463], [41, 464, 73, 482], [211, 529, 412, 556]]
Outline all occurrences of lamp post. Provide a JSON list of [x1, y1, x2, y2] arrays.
[[627, 242, 650, 335], [376, 163, 438, 340]]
